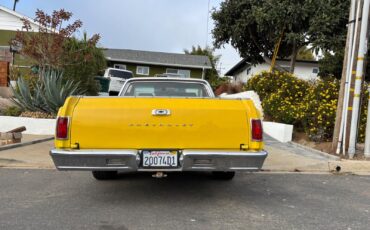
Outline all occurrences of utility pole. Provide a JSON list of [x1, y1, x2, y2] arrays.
[[205, 0, 210, 48], [348, 0, 370, 157], [13, 0, 19, 11], [332, 0, 357, 153], [343, 0, 363, 155]]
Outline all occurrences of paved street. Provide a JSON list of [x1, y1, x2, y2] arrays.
[[0, 169, 369, 230]]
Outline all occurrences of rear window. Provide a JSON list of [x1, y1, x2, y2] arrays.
[[121, 81, 210, 97], [108, 69, 133, 79]]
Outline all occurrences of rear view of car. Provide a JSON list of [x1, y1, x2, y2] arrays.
[[50, 78, 268, 181], [104, 68, 133, 96]]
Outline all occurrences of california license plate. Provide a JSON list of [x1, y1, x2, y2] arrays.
[[142, 150, 178, 168]]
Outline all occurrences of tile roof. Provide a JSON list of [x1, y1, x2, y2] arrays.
[[103, 48, 212, 69]]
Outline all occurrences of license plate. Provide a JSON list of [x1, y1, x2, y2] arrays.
[[142, 150, 178, 168]]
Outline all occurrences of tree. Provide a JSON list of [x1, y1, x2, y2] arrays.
[[63, 33, 106, 95], [184, 45, 221, 88], [12, 9, 105, 95], [319, 48, 370, 80], [12, 9, 83, 68], [212, 0, 350, 72], [318, 51, 344, 78]]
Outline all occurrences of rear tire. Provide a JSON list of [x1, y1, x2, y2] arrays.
[[92, 171, 118, 180], [212, 171, 235, 180]]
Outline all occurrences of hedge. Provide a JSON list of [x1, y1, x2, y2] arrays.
[[245, 71, 368, 142]]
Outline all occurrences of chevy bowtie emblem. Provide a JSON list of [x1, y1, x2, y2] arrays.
[[152, 109, 171, 116]]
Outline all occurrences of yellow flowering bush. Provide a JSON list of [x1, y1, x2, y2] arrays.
[[245, 71, 293, 100], [302, 78, 339, 141], [246, 71, 309, 125], [358, 82, 369, 143], [246, 72, 339, 142], [263, 76, 309, 125], [246, 71, 370, 142]]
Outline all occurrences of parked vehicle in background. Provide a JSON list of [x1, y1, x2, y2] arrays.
[[50, 78, 267, 181], [103, 68, 133, 96]]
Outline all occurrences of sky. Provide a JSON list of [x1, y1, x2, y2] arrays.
[[1, 0, 241, 74]]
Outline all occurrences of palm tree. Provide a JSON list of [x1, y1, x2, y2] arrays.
[[13, 0, 19, 11]]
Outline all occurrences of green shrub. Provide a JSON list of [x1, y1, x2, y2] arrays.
[[210, 77, 229, 91], [1, 106, 23, 116], [302, 78, 339, 141]]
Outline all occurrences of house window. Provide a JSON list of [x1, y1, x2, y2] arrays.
[[312, 68, 319, 74], [136, 66, 149, 75], [114, 64, 126, 70], [166, 68, 191, 78]]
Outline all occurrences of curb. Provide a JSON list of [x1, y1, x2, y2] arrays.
[[0, 165, 54, 169], [0, 137, 54, 152], [289, 141, 341, 161]]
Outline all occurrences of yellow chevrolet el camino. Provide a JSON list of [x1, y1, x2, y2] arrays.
[[50, 77, 268, 180]]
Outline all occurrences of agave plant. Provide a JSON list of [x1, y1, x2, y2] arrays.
[[12, 68, 83, 115], [39, 68, 82, 113], [12, 77, 48, 112]]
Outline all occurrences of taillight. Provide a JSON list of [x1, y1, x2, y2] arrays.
[[251, 119, 263, 141], [56, 117, 69, 139]]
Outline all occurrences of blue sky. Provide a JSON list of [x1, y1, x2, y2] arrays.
[[2, 0, 240, 74]]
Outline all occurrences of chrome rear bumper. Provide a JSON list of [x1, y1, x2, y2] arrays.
[[50, 149, 268, 172]]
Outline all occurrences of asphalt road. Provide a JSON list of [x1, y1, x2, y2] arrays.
[[0, 170, 369, 230]]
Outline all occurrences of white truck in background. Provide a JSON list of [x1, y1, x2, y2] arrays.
[[103, 68, 133, 96]]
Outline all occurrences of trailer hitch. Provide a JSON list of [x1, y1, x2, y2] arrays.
[[152, 172, 167, 178]]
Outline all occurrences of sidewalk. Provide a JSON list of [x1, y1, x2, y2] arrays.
[[263, 136, 370, 174], [0, 139, 54, 169], [0, 134, 53, 151], [0, 135, 370, 174]]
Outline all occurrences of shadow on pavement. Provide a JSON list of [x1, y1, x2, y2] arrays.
[[84, 171, 269, 207]]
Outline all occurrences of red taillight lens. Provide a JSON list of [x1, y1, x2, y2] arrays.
[[56, 117, 69, 139], [251, 119, 263, 141]]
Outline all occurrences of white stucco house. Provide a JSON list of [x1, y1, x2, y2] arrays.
[[0, 5, 40, 31], [0, 5, 41, 63], [225, 58, 320, 83], [0, 5, 41, 90]]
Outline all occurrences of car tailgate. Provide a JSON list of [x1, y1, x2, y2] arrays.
[[69, 97, 256, 150]]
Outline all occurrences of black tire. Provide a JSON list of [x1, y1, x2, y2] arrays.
[[212, 171, 235, 180], [92, 171, 118, 180]]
